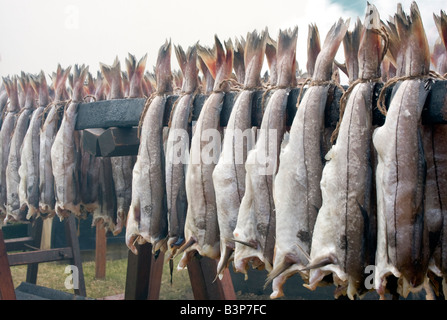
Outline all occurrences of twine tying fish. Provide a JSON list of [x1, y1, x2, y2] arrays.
[[330, 77, 382, 143], [137, 92, 158, 138], [167, 87, 201, 128], [376, 71, 445, 117], [296, 78, 344, 110]]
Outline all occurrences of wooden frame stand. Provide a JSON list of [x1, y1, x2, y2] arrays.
[[124, 242, 236, 300], [0, 213, 86, 299]]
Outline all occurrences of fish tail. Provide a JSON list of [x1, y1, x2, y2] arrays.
[[216, 245, 234, 280], [342, 17, 362, 82], [53, 64, 72, 101], [30, 71, 50, 107], [265, 31, 278, 85], [243, 28, 267, 88], [2, 75, 20, 111], [276, 26, 298, 87], [233, 36, 245, 84], [198, 53, 215, 94], [433, 10, 447, 48], [100, 57, 124, 99], [71, 64, 89, 102], [155, 39, 173, 94], [215, 36, 234, 91], [175, 44, 199, 93], [125, 53, 148, 98], [410, 2, 430, 74], [306, 23, 321, 78], [313, 18, 349, 81]]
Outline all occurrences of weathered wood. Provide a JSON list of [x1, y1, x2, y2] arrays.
[[187, 254, 236, 300], [147, 251, 164, 300], [0, 229, 16, 300], [7, 247, 73, 266], [95, 219, 107, 279], [4, 236, 34, 251], [64, 213, 87, 296], [26, 217, 44, 284], [125, 243, 149, 300], [78, 81, 447, 157]]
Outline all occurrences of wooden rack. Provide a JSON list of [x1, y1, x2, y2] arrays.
[[0, 214, 86, 299], [2, 79, 446, 300], [76, 80, 447, 300]]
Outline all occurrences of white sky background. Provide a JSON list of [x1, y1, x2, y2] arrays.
[[0, 0, 445, 83]]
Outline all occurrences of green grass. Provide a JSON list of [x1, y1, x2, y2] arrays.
[[10, 254, 194, 300]]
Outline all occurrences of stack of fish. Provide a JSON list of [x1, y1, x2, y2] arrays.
[[1, 0, 447, 301]]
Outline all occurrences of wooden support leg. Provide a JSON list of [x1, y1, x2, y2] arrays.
[[124, 242, 164, 300], [64, 214, 86, 296], [0, 229, 16, 300], [95, 219, 106, 279], [187, 253, 236, 300], [25, 217, 43, 284]]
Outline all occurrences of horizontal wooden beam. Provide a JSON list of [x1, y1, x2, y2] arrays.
[[7, 248, 73, 266], [77, 80, 447, 157]]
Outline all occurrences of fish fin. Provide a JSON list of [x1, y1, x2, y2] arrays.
[[307, 23, 321, 78], [265, 253, 302, 288], [243, 28, 267, 88], [233, 238, 257, 249], [300, 253, 338, 271], [173, 236, 196, 258], [276, 26, 299, 87], [294, 242, 311, 263], [216, 245, 234, 281], [334, 60, 348, 77], [155, 39, 173, 94], [100, 57, 124, 99]]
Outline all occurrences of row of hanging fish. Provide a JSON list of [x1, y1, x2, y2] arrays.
[[127, 1, 446, 300], [1, 0, 447, 301], [0, 56, 157, 234]]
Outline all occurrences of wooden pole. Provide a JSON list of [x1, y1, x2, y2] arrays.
[[0, 229, 16, 300], [95, 219, 107, 279]]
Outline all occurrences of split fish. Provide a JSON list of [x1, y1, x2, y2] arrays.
[[373, 2, 432, 298], [305, 6, 383, 300], [51, 64, 88, 218], [177, 36, 233, 268], [213, 29, 266, 278], [267, 19, 348, 298], [165, 44, 199, 258], [39, 65, 71, 218], [126, 41, 173, 254], [424, 10, 447, 298], [233, 27, 298, 276], [19, 71, 50, 219], [100, 57, 134, 233], [0, 76, 21, 221], [5, 73, 36, 222]]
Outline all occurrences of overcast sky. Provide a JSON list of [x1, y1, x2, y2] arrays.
[[0, 0, 445, 82]]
